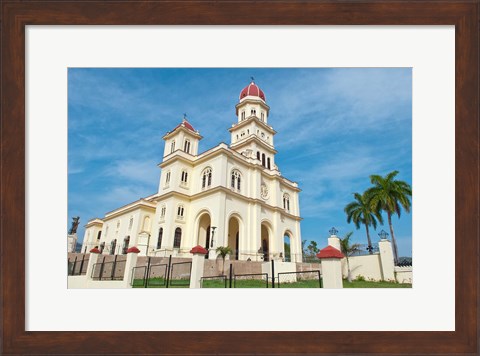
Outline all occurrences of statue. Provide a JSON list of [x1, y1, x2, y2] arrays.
[[69, 216, 80, 234]]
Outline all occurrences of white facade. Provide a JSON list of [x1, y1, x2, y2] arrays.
[[81, 82, 303, 262]]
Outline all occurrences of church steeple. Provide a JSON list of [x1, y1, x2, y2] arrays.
[[162, 116, 202, 158], [230, 81, 277, 171]]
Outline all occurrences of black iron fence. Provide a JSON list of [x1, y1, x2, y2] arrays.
[[200, 275, 228, 288], [68, 255, 89, 276], [349, 243, 380, 256], [91, 256, 127, 281], [131, 256, 191, 288]]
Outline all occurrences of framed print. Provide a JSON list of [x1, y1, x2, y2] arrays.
[[1, 1, 478, 355]]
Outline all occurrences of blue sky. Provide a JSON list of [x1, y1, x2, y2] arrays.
[[68, 68, 412, 256]]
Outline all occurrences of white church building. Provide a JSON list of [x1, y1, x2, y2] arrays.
[[81, 81, 303, 262]]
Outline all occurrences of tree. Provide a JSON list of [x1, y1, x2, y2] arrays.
[[307, 240, 319, 258], [344, 192, 383, 254], [339, 232, 361, 282], [366, 170, 412, 265], [215, 246, 232, 275]]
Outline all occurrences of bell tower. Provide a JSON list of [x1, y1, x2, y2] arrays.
[[229, 80, 277, 170], [162, 116, 202, 158]]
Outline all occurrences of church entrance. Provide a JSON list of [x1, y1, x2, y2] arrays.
[[261, 224, 270, 261], [197, 213, 211, 258], [228, 216, 240, 260]]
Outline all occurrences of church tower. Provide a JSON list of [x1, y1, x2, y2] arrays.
[[229, 81, 277, 171], [162, 117, 202, 158]]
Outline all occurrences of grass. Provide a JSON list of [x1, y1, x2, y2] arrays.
[[133, 277, 412, 288]]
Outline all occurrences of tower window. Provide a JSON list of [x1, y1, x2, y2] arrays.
[[184, 139, 191, 154], [128, 217, 133, 230], [173, 228, 182, 248], [283, 193, 291, 212], [160, 205, 166, 219], [171, 140, 176, 153], [177, 205, 185, 218], [257, 151, 260, 160], [231, 170, 242, 191], [241, 111, 245, 120], [157, 228, 163, 249], [202, 168, 212, 189], [262, 153, 266, 167], [267, 157, 271, 170], [261, 112, 264, 121], [165, 171, 171, 186], [181, 170, 188, 185]]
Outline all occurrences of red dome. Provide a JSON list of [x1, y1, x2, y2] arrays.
[[239, 82, 266, 101]]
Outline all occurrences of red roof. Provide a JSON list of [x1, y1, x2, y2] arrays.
[[239, 82, 266, 101], [89, 247, 101, 254], [127, 246, 141, 254], [316, 245, 345, 259], [190, 245, 208, 255], [173, 119, 196, 133]]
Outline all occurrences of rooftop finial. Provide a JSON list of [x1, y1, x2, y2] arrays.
[[183, 113, 187, 121], [250, 76, 255, 83]]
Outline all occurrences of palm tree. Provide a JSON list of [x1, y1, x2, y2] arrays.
[[366, 170, 412, 265], [339, 232, 361, 283], [216, 246, 232, 275], [344, 192, 383, 254]]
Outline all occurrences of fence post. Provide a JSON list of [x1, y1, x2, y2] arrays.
[[85, 248, 101, 281], [229, 264, 233, 288], [72, 256, 78, 275], [79, 255, 85, 275], [123, 246, 140, 288], [271, 259, 275, 288], [189, 245, 208, 288], [317, 246, 344, 288], [378, 239, 395, 281], [166, 255, 172, 288], [145, 257, 151, 288]]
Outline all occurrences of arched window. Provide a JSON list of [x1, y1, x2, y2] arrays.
[[231, 170, 242, 191], [262, 153, 266, 167], [170, 140, 176, 153], [202, 168, 212, 189], [160, 205, 166, 219], [283, 193, 290, 212], [261, 112, 265, 121], [241, 111, 245, 120], [122, 236, 130, 254], [267, 157, 271, 170], [143, 216, 151, 231], [97, 231, 102, 240], [257, 151, 260, 160], [173, 228, 182, 248], [128, 217, 133, 230], [110, 239, 117, 255], [99, 242, 105, 253], [184, 139, 191, 154], [157, 228, 163, 249]]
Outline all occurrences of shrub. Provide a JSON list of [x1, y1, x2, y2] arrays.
[[355, 275, 366, 282]]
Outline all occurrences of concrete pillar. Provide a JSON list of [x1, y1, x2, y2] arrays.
[[85, 248, 101, 280], [190, 245, 208, 288], [317, 245, 344, 288], [378, 239, 395, 281], [122, 246, 140, 288]]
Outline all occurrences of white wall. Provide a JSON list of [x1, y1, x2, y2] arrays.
[[394, 266, 413, 284], [342, 254, 383, 281]]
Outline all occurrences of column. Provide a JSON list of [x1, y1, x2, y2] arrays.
[[378, 238, 395, 281], [122, 246, 140, 288], [190, 245, 208, 288], [317, 245, 344, 288]]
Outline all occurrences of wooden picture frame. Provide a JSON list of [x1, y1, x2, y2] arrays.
[[1, 1, 478, 354]]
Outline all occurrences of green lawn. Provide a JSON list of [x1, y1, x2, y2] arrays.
[[133, 277, 411, 288]]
